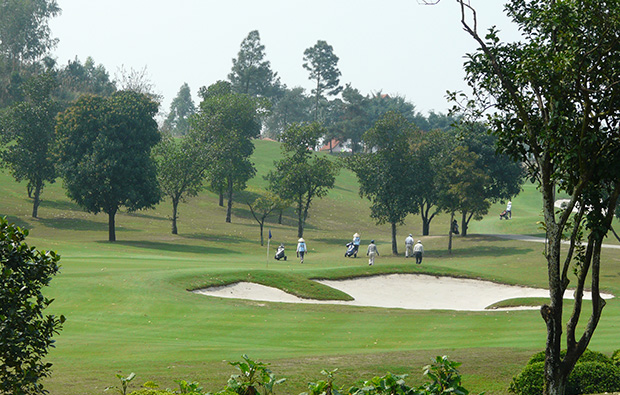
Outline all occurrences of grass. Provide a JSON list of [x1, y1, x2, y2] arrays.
[[1, 139, 620, 394]]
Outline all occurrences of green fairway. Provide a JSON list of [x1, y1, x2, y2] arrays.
[[2, 139, 620, 395]]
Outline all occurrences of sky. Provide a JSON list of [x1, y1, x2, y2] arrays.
[[48, 1, 520, 118]]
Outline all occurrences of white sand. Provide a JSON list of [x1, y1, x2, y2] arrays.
[[193, 274, 614, 312]]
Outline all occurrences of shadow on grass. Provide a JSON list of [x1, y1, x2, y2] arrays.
[[39, 199, 82, 212], [124, 211, 168, 221], [429, 244, 534, 258], [101, 240, 238, 255], [313, 237, 350, 246], [38, 217, 107, 231], [183, 232, 247, 244]]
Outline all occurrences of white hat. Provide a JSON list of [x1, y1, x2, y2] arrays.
[[418, 240, 422, 243], [409, 234, 412, 237], [298, 238, 305, 242], [353, 233, 360, 237]]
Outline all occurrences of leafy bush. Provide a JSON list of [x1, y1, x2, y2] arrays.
[[526, 349, 612, 365], [612, 349, 620, 366], [567, 361, 620, 395], [0, 218, 64, 395], [509, 362, 544, 395], [511, 350, 620, 395]]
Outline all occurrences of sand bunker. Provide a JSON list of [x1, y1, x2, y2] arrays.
[[193, 274, 614, 312]]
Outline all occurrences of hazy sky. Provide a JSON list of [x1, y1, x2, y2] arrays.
[[48, 1, 519, 117]]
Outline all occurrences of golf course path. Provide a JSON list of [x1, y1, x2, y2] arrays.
[[488, 233, 620, 249]]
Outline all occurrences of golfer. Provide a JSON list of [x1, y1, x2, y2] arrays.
[[296, 238, 307, 263], [413, 240, 424, 264], [506, 201, 512, 219], [367, 240, 379, 266], [405, 234, 414, 258]]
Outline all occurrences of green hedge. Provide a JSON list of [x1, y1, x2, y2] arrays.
[[511, 350, 620, 395]]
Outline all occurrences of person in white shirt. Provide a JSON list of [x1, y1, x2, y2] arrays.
[[366, 240, 379, 266], [506, 201, 512, 219], [296, 238, 307, 263], [405, 234, 414, 258], [413, 240, 424, 264]]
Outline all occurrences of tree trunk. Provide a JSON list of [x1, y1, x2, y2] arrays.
[[422, 219, 430, 236], [278, 208, 283, 225], [461, 211, 470, 237], [297, 199, 304, 238], [31, 181, 42, 218], [108, 209, 117, 242], [448, 211, 454, 254], [225, 178, 233, 223], [219, 190, 224, 207], [391, 222, 398, 255], [259, 222, 264, 246], [171, 198, 179, 235]]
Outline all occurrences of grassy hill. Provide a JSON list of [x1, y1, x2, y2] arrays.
[[1, 138, 619, 395]]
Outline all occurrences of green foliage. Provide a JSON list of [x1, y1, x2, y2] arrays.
[[55, 56, 116, 107], [153, 131, 208, 234], [228, 30, 281, 99], [0, 72, 59, 217], [508, 362, 544, 395], [163, 83, 195, 136], [267, 122, 340, 237], [0, 217, 64, 395], [349, 372, 413, 395], [419, 355, 470, 395], [219, 354, 285, 395], [511, 350, 620, 395], [347, 111, 419, 253], [106, 372, 136, 395], [55, 90, 161, 241], [612, 349, 620, 366], [303, 40, 342, 121], [303, 369, 343, 395]]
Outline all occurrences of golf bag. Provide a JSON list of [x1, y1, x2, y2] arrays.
[[499, 210, 509, 220], [275, 245, 287, 261], [344, 242, 358, 258]]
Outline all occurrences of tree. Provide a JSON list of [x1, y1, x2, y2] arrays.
[[194, 81, 266, 223], [303, 40, 342, 121], [55, 56, 116, 107], [0, 0, 61, 107], [245, 191, 281, 246], [438, 145, 490, 253], [455, 121, 524, 235], [267, 122, 340, 238], [114, 65, 162, 103], [0, 217, 64, 394], [347, 111, 419, 254], [413, 128, 454, 236], [153, 131, 208, 235], [56, 91, 161, 241], [263, 86, 313, 139], [163, 82, 195, 136], [0, 72, 59, 218], [444, 1, 620, 393], [228, 30, 281, 98]]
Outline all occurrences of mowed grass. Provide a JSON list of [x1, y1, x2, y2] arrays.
[[2, 139, 620, 395]]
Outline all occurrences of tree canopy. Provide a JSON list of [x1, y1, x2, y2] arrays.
[[56, 90, 161, 241], [450, 0, 620, 393], [303, 40, 342, 121], [163, 82, 195, 136]]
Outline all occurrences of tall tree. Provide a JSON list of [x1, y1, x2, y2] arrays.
[[267, 122, 340, 237], [228, 30, 281, 98], [263, 86, 312, 139], [56, 91, 161, 241], [303, 40, 342, 121], [153, 130, 208, 234], [0, 0, 61, 106], [0, 72, 59, 218], [443, 1, 620, 393], [163, 82, 195, 136], [194, 81, 266, 223], [55, 56, 116, 107], [347, 111, 419, 254], [413, 128, 454, 236]]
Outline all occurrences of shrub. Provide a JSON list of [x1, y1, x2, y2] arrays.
[[612, 349, 620, 366], [511, 350, 620, 395], [0, 217, 64, 395], [509, 362, 544, 395], [567, 361, 620, 395]]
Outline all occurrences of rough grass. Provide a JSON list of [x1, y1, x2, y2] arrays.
[[1, 139, 620, 395]]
